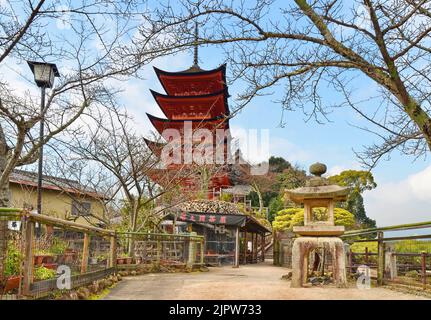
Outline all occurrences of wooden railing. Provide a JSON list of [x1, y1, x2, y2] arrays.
[[0, 208, 204, 299], [343, 220, 431, 290]]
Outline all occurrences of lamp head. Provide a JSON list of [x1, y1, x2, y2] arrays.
[[27, 61, 60, 88]]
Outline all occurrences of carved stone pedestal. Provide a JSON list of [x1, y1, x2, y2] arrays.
[[291, 237, 347, 288]]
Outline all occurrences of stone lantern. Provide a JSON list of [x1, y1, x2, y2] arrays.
[[285, 162, 350, 288]]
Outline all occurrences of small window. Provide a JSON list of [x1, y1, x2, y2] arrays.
[[71, 200, 91, 216]]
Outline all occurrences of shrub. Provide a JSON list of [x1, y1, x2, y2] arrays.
[[272, 208, 302, 231], [219, 193, 232, 202], [272, 207, 355, 231], [4, 241, 23, 277], [50, 238, 68, 255], [34, 266, 57, 281]]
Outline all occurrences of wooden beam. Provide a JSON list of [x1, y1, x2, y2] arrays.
[[81, 233, 91, 274], [261, 234, 265, 262], [343, 220, 431, 237], [27, 212, 113, 236]]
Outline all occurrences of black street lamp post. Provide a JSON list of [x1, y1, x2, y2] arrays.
[[27, 61, 60, 215]]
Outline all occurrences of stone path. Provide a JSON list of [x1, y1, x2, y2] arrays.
[[104, 261, 428, 300]]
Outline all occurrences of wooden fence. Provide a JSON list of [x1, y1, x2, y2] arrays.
[[0, 208, 203, 299], [342, 221, 431, 290]]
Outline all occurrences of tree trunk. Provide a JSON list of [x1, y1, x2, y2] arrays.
[[252, 183, 263, 215], [0, 153, 10, 282], [0, 122, 11, 281], [127, 201, 138, 257]]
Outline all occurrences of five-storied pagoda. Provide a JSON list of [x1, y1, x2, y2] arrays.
[[144, 28, 233, 198]]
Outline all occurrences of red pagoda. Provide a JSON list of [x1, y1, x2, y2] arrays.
[[145, 44, 233, 198]]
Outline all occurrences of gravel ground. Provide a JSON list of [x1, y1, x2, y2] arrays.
[[104, 261, 428, 300]]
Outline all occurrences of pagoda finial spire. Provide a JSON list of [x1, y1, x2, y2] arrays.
[[193, 21, 199, 66]]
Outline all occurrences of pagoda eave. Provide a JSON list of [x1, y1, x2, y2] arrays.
[[147, 113, 229, 136], [154, 64, 227, 97], [150, 89, 230, 119], [154, 63, 226, 77]]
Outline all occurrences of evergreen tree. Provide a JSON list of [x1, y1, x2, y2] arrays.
[[329, 170, 377, 228]]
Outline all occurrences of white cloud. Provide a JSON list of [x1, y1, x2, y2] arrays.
[[327, 165, 347, 176], [364, 165, 431, 226], [407, 165, 431, 202], [230, 125, 312, 165]]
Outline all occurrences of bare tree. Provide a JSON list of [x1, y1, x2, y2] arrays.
[[60, 106, 204, 254], [0, 0, 171, 281], [138, 0, 431, 168], [41, 150, 117, 227]]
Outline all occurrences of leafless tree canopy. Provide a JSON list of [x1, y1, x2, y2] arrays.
[[0, 0, 163, 198], [138, 0, 431, 168]]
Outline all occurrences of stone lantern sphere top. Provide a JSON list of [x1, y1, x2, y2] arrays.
[[284, 161, 350, 203], [309, 162, 327, 177]]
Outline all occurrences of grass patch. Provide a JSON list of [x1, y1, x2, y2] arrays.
[[88, 283, 118, 300]]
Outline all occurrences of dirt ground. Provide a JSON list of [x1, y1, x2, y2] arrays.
[[104, 261, 428, 300]]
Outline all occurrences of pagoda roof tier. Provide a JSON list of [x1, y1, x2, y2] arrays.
[[209, 172, 231, 188], [143, 138, 166, 158], [144, 136, 231, 156], [147, 169, 202, 190], [148, 167, 231, 188], [150, 89, 229, 120], [147, 113, 229, 136], [154, 64, 227, 96]]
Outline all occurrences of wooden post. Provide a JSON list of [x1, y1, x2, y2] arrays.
[[243, 230, 247, 264], [254, 233, 258, 263], [250, 233, 253, 263], [81, 233, 90, 274], [250, 233, 254, 263], [233, 227, 240, 268], [349, 249, 353, 275], [273, 237, 279, 266], [156, 237, 161, 265], [377, 231, 385, 286], [109, 234, 117, 268], [261, 234, 265, 262], [21, 218, 34, 296], [187, 233, 197, 267], [200, 239, 204, 265], [251, 233, 254, 263], [421, 251, 427, 290]]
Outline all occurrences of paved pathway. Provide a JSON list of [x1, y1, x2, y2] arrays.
[[105, 261, 428, 300]]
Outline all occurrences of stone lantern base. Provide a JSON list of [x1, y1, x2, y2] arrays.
[[291, 237, 347, 288]]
